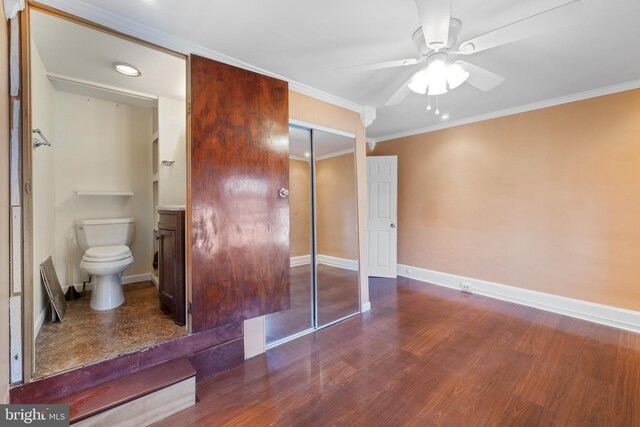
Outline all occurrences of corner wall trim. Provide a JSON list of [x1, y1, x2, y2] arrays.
[[317, 255, 358, 271], [361, 302, 371, 312], [398, 264, 640, 334], [34, 302, 49, 340]]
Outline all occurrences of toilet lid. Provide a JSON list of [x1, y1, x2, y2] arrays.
[[83, 245, 131, 262]]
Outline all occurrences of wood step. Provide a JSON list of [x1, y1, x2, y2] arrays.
[[50, 357, 196, 424]]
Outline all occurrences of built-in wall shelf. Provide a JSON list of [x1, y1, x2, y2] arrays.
[[76, 191, 135, 196]]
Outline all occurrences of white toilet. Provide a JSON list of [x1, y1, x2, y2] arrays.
[[75, 218, 135, 310]]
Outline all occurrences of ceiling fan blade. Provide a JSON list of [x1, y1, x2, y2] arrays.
[[457, 61, 505, 91], [336, 57, 423, 73], [384, 74, 417, 106], [458, 0, 583, 55], [415, 0, 451, 51]]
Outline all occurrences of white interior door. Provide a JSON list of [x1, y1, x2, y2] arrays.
[[367, 156, 398, 278]]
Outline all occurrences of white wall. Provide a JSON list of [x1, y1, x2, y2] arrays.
[[52, 92, 154, 287], [158, 97, 186, 206], [31, 40, 56, 337]]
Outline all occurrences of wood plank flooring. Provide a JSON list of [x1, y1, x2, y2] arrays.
[[155, 276, 640, 426], [265, 264, 360, 344]]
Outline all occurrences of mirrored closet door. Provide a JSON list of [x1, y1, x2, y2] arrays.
[[313, 129, 360, 328], [265, 125, 359, 346], [265, 127, 314, 344]]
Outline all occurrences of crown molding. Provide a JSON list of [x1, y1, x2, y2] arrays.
[[360, 105, 377, 127], [289, 154, 308, 162], [4, 0, 24, 19], [316, 148, 355, 161], [376, 79, 640, 142], [33, 0, 366, 114]]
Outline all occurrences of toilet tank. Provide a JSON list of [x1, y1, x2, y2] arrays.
[[75, 218, 135, 251]]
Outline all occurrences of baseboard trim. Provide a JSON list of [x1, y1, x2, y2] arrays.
[[290, 255, 311, 267], [63, 273, 153, 292], [34, 302, 49, 339], [122, 273, 152, 285], [317, 254, 358, 271], [398, 264, 640, 334]]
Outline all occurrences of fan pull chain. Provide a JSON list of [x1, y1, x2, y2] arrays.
[[427, 95, 432, 111], [435, 96, 440, 115]]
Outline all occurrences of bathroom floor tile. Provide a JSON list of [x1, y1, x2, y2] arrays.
[[34, 281, 187, 379]]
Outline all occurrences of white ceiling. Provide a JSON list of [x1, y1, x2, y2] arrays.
[[38, 0, 640, 139], [30, 10, 186, 103]]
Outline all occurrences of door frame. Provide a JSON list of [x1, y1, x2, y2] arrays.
[[367, 155, 398, 278], [15, 1, 190, 384]]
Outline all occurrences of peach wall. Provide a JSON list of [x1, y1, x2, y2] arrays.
[[289, 158, 311, 257], [316, 153, 358, 260], [289, 91, 368, 308], [245, 91, 370, 357], [1, 3, 11, 402], [371, 89, 640, 311]]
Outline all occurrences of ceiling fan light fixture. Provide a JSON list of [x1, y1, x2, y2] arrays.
[[425, 58, 447, 81], [408, 70, 429, 94], [446, 63, 470, 89], [428, 78, 448, 95]]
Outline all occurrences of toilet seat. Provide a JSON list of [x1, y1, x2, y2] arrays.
[[83, 245, 132, 263]]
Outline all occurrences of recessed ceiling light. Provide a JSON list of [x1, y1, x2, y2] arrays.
[[114, 62, 141, 77], [304, 152, 310, 157], [441, 113, 450, 120]]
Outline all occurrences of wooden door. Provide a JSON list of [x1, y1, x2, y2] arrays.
[[189, 55, 290, 332], [367, 156, 398, 278]]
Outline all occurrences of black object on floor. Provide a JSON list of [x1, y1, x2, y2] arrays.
[[65, 286, 82, 301]]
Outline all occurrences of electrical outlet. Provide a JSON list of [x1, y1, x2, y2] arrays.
[[459, 282, 473, 294], [406, 268, 412, 275]]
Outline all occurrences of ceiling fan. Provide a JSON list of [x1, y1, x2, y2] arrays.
[[341, 0, 584, 107]]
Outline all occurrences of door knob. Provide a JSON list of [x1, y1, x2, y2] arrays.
[[390, 223, 396, 228], [279, 188, 289, 198]]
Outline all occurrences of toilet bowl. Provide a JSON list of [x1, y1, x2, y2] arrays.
[[80, 245, 134, 310], [75, 218, 135, 311]]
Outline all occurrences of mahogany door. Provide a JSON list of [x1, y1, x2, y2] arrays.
[[189, 55, 290, 332]]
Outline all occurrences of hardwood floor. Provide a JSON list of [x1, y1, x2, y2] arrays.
[[155, 276, 640, 426], [265, 264, 313, 343], [265, 264, 360, 344]]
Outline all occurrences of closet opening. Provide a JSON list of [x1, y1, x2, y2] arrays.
[[265, 124, 360, 347]]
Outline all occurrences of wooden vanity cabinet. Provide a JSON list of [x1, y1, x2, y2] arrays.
[[158, 208, 186, 325]]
